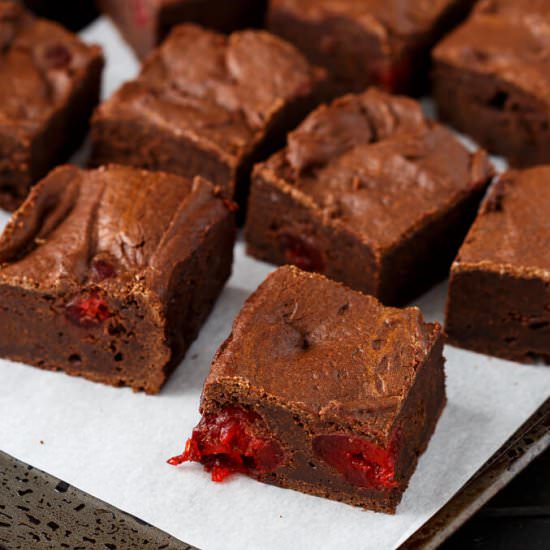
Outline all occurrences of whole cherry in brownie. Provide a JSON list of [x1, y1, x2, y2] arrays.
[[245, 88, 494, 306], [268, 0, 477, 97], [98, 0, 267, 59], [0, 1, 103, 211], [0, 165, 235, 393], [91, 24, 326, 212], [170, 266, 446, 512], [433, 0, 550, 168], [446, 167, 550, 364]]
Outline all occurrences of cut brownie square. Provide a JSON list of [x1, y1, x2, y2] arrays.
[[268, 0, 477, 97], [446, 167, 550, 363], [22, 0, 98, 31], [0, 164, 235, 393], [169, 266, 446, 512], [0, 1, 103, 211], [98, 0, 267, 59], [245, 88, 494, 306], [90, 24, 326, 210], [433, 0, 550, 167]]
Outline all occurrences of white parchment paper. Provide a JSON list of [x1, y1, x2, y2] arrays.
[[1, 18, 549, 550]]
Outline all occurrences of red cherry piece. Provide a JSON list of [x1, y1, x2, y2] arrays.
[[167, 407, 284, 482], [91, 259, 117, 281], [65, 292, 112, 327], [44, 43, 72, 69], [373, 59, 412, 94], [279, 232, 325, 272], [132, 0, 151, 27], [313, 434, 398, 490]]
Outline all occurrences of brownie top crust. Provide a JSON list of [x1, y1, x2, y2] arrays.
[[0, 164, 231, 299], [271, 0, 462, 40], [258, 88, 493, 250], [433, 0, 550, 103], [0, 1, 102, 131], [206, 265, 442, 439], [95, 24, 325, 165], [453, 166, 550, 280]]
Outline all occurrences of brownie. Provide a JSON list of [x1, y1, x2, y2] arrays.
[[0, 1, 103, 211], [90, 24, 326, 211], [0, 164, 235, 393], [245, 88, 494, 306], [22, 0, 98, 31], [169, 266, 446, 512], [433, 0, 550, 167], [446, 167, 550, 364], [267, 0, 477, 97], [98, 0, 267, 59]]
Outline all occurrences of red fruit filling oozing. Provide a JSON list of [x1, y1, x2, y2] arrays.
[[372, 59, 412, 94], [65, 292, 112, 327], [279, 232, 325, 273], [44, 43, 72, 69], [168, 407, 285, 482], [313, 435, 398, 490]]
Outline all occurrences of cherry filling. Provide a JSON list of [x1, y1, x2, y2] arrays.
[[372, 59, 412, 94], [168, 407, 285, 482], [131, 0, 151, 27], [313, 435, 398, 490], [278, 232, 325, 272], [65, 292, 112, 327]]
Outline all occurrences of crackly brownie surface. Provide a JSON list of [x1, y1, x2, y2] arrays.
[[268, 0, 476, 95], [446, 167, 550, 362], [98, 0, 267, 58], [171, 266, 446, 512], [433, 0, 550, 166], [0, 164, 235, 393], [91, 25, 325, 204], [0, 1, 103, 210], [246, 88, 494, 304]]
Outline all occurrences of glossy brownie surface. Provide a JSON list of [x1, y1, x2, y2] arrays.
[[0, 1, 103, 210], [175, 266, 446, 512], [246, 89, 493, 304], [91, 24, 325, 200], [433, 0, 550, 166], [446, 167, 550, 362], [0, 164, 235, 392]]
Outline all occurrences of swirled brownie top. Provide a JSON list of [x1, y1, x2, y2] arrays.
[[207, 265, 442, 440], [0, 1, 102, 131], [454, 166, 550, 280], [258, 88, 493, 251], [433, 0, 550, 103], [0, 165, 230, 298], [95, 24, 325, 164]]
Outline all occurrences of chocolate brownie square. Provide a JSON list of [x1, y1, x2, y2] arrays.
[[22, 0, 98, 31], [0, 164, 235, 393], [98, 0, 267, 59], [245, 88, 494, 306], [433, 0, 550, 167], [90, 24, 326, 210], [0, 1, 103, 211], [446, 167, 550, 363], [169, 266, 446, 512], [268, 0, 477, 97]]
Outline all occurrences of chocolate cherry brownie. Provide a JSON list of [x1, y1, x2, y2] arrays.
[[0, 164, 235, 393], [169, 266, 446, 512], [268, 0, 477, 97], [433, 0, 550, 167], [245, 88, 494, 306], [0, 1, 103, 211], [22, 0, 98, 31], [446, 167, 550, 363], [90, 24, 326, 210], [98, 0, 267, 59]]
